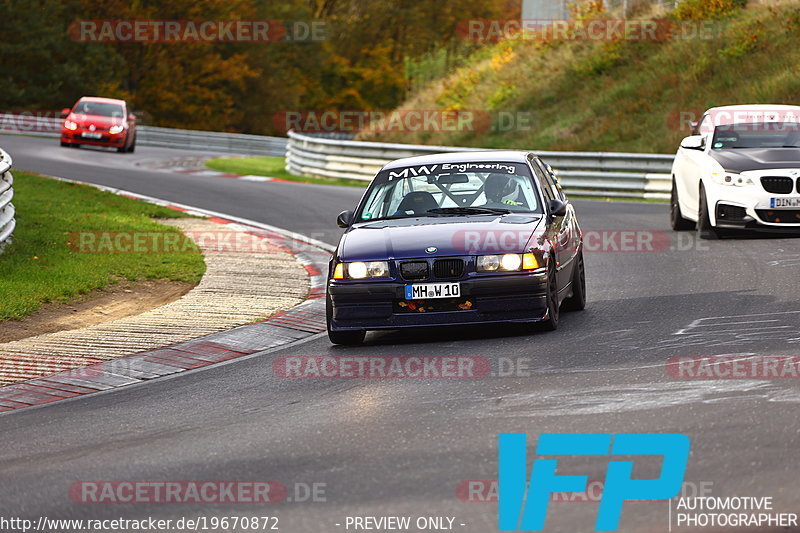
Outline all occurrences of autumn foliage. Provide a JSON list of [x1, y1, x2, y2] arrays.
[[0, 0, 513, 134]]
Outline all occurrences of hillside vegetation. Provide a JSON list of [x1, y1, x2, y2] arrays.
[[360, 0, 800, 153]]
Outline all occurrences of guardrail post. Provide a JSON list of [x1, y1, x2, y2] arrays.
[[0, 148, 16, 253]]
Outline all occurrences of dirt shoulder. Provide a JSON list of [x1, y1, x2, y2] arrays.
[[0, 279, 195, 343]]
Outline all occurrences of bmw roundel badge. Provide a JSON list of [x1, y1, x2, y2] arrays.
[[425, 247, 437, 254]]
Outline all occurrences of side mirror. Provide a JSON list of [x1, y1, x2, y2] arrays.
[[548, 199, 568, 217], [680, 135, 705, 151], [60, 108, 71, 118], [337, 210, 354, 228], [128, 113, 136, 121]]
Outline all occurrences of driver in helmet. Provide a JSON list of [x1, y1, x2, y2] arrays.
[[483, 174, 522, 208]]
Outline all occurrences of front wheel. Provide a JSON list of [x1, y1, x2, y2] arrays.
[[697, 185, 719, 240], [671, 178, 695, 231], [562, 251, 586, 312], [326, 294, 365, 345], [536, 264, 560, 331]]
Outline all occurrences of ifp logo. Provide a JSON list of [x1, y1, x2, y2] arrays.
[[498, 433, 690, 531]]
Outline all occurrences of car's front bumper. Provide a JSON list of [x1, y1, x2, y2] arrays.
[[61, 130, 126, 147], [328, 272, 549, 331], [705, 179, 800, 230]]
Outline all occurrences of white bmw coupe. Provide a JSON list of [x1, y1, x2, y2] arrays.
[[671, 104, 800, 238]]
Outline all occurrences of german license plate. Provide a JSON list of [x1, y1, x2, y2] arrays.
[[404, 282, 460, 300], [81, 132, 102, 139], [770, 198, 800, 208]]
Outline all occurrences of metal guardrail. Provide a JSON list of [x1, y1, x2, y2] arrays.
[[0, 115, 288, 157], [0, 113, 674, 198], [0, 148, 15, 253], [286, 131, 674, 200], [137, 126, 287, 156]]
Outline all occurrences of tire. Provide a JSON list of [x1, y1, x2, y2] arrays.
[[562, 251, 586, 312], [670, 178, 694, 231], [537, 263, 560, 331], [326, 294, 365, 345], [697, 185, 719, 240], [117, 145, 127, 153], [60, 140, 69, 147]]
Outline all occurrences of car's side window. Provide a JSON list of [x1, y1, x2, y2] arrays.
[[540, 159, 565, 200], [530, 157, 558, 202], [699, 114, 712, 141], [531, 161, 554, 204]]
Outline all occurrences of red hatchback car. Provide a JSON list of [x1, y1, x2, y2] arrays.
[[60, 97, 137, 152]]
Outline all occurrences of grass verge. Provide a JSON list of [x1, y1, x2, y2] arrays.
[[361, 1, 800, 154], [0, 172, 206, 320], [205, 156, 367, 188]]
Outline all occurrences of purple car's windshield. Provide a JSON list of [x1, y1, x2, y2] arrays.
[[356, 161, 542, 222]]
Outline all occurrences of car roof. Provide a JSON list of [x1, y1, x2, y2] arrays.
[[382, 150, 530, 170], [77, 96, 126, 105], [704, 104, 800, 125], [706, 104, 800, 113]]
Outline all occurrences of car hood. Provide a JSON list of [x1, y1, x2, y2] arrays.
[[339, 215, 544, 261], [71, 114, 123, 129], [709, 148, 800, 173]]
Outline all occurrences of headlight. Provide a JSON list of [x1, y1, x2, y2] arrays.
[[476, 255, 501, 272], [477, 253, 539, 272], [332, 261, 390, 280], [710, 172, 752, 187], [109, 124, 124, 134], [348, 262, 368, 279], [64, 120, 78, 130]]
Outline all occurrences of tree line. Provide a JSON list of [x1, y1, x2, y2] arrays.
[[1, 0, 514, 134]]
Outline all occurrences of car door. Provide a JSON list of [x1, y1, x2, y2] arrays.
[[531, 157, 572, 291], [674, 113, 713, 219]]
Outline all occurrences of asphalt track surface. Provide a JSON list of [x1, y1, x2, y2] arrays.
[[1, 134, 799, 532]]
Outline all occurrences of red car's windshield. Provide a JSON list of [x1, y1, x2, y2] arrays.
[[73, 101, 124, 118]]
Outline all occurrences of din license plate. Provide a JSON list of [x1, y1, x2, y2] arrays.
[[770, 198, 800, 208], [404, 282, 460, 300], [81, 132, 102, 139]]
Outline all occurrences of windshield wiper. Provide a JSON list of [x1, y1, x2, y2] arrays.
[[426, 207, 511, 216]]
